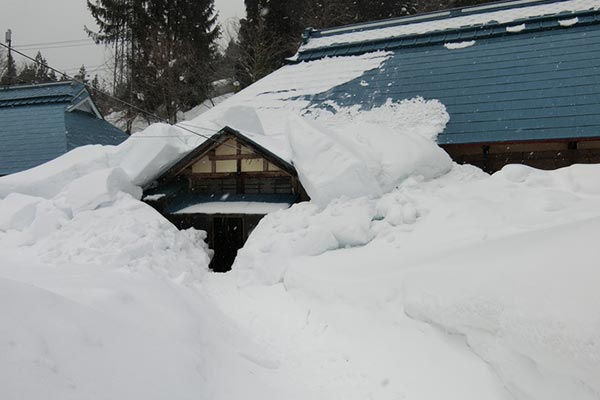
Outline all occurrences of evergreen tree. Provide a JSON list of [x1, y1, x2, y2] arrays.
[[0, 48, 17, 86], [16, 63, 36, 84], [134, 0, 221, 122], [235, 0, 301, 88], [74, 65, 89, 84], [87, 0, 221, 123], [33, 51, 56, 83], [12, 52, 57, 85]]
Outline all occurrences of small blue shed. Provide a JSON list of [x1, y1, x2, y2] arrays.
[[294, 0, 600, 172], [0, 81, 127, 175]]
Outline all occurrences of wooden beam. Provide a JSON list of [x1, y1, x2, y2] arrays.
[[191, 171, 291, 178], [209, 153, 263, 161]]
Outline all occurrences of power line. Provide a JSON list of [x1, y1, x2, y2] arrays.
[[14, 38, 93, 48], [16, 43, 97, 51], [0, 42, 238, 150]]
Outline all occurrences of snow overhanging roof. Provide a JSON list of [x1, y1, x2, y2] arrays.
[[296, 0, 600, 61], [156, 126, 298, 185]]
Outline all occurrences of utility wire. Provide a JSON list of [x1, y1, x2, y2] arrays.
[[16, 43, 98, 51], [14, 38, 93, 47], [0, 42, 237, 150]]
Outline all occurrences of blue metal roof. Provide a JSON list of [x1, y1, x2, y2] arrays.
[[0, 81, 85, 105], [0, 82, 127, 175], [65, 110, 129, 149], [295, 4, 600, 145]]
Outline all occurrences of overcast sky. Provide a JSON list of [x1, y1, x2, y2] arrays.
[[0, 0, 245, 80]]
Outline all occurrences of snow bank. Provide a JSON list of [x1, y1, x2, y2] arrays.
[[235, 197, 376, 284], [231, 162, 600, 398], [402, 218, 600, 399], [0, 123, 190, 201], [0, 122, 206, 276]]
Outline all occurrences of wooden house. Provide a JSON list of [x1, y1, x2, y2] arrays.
[[144, 126, 308, 272]]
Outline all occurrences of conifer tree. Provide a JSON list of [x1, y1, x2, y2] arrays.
[[87, 0, 220, 123], [0, 47, 17, 86], [74, 65, 89, 84]]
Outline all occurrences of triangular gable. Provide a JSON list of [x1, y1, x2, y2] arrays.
[[157, 126, 297, 184]]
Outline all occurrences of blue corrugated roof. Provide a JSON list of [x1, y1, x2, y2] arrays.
[[294, 4, 600, 145], [0, 81, 84, 105], [0, 82, 127, 175], [65, 110, 129, 149]]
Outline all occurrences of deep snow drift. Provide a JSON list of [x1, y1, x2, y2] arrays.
[[2, 54, 600, 399]]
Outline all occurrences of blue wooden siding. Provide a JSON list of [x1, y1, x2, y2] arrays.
[[0, 104, 68, 175], [0, 82, 127, 175], [302, 20, 600, 144]]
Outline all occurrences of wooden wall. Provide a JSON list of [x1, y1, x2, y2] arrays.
[[443, 140, 600, 173], [179, 137, 304, 198]]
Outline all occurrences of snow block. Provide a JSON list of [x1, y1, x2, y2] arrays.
[[56, 167, 142, 214]]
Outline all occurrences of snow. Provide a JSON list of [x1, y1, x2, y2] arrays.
[[2, 19, 600, 399], [559, 17, 580, 26], [174, 201, 291, 215], [506, 23, 526, 32], [444, 40, 476, 49], [300, 0, 598, 50], [143, 193, 166, 201]]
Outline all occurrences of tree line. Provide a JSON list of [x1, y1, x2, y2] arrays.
[[234, 0, 495, 87], [1, 0, 495, 128]]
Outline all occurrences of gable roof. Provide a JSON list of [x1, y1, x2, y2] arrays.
[[0, 81, 127, 175], [156, 126, 298, 185], [281, 0, 600, 145]]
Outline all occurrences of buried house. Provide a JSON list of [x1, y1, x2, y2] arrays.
[[146, 0, 600, 270], [144, 126, 309, 272]]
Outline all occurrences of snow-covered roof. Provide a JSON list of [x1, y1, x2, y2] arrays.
[[297, 0, 600, 57], [142, 0, 600, 204]]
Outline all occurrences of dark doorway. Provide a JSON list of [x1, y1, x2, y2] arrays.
[[210, 217, 244, 272]]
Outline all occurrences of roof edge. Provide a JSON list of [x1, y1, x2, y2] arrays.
[[305, 0, 576, 40], [0, 81, 82, 92], [295, 7, 600, 61]]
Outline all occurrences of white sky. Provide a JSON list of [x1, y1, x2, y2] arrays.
[[0, 0, 245, 80]]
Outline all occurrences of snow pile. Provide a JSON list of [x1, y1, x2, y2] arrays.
[[0, 123, 190, 198], [300, 0, 599, 50], [288, 103, 452, 203], [402, 218, 600, 400], [228, 162, 600, 399], [0, 123, 208, 278], [234, 197, 376, 284]]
